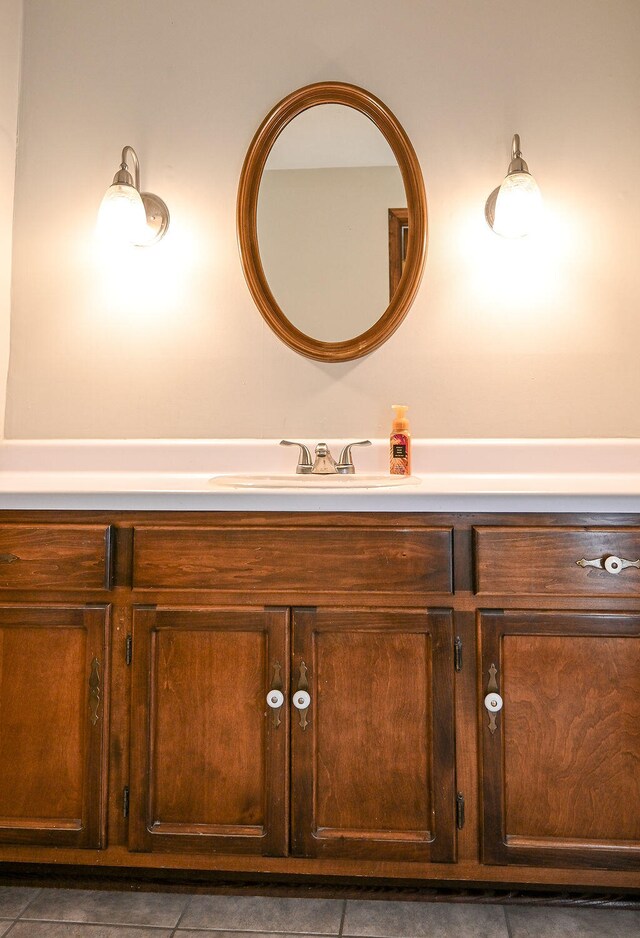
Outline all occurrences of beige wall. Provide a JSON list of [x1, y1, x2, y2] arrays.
[[0, 0, 22, 440], [5, 0, 640, 439]]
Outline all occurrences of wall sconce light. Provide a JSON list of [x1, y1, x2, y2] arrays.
[[485, 134, 542, 238], [97, 145, 169, 246]]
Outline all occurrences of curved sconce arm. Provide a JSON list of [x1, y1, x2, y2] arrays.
[[117, 145, 140, 191]]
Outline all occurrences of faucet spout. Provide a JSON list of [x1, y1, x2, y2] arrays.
[[312, 442, 338, 474]]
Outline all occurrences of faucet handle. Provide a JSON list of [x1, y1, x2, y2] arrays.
[[336, 440, 372, 474], [280, 440, 313, 474]]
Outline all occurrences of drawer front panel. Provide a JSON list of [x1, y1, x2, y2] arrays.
[[133, 525, 453, 594], [0, 524, 112, 591], [475, 526, 640, 596]]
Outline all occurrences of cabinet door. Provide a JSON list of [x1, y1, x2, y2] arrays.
[[0, 604, 109, 848], [291, 608, 456, 862], [129, 606, 289, 855], [480, 611, 640, 871]]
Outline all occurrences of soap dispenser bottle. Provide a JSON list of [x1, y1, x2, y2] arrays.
[[390, 404, 411, 475]]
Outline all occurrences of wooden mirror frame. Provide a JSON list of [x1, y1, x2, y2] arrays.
[[237, 82, 427, 362]]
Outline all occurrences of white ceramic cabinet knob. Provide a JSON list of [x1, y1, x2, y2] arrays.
[[266, 689, 284, 709], [292, 690, 311, 710], [604, 555, 623, 575], [484, 692, 503, 713]]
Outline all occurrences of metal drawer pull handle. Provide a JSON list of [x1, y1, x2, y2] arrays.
[[266, 689, 284, 709], [577, 555, 640, 575]]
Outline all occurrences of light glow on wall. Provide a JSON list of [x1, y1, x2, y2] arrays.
[[90, 214, 206, 333], [454, 197, 592, 331]]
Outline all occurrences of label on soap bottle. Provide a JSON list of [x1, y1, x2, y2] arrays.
[[390, 433, 410, 475]]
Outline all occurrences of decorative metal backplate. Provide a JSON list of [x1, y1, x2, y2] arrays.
[[89, 657, 101, 726], [296, 660, 310, 730], [487, 663, 498, 734], [577, 555, 640, 575], [270, 660, 283, 729]]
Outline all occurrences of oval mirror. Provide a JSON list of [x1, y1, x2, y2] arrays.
[[237, 82, 427, 362]]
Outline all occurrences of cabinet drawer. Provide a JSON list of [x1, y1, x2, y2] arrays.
[[133, 525, 453, 594], [0, 524, 113, 591], [475, 526, 640, 597]]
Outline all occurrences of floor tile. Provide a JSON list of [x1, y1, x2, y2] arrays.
[[175, 933, 334, 938], [0, 886, 40, 917], [180, 896, 344, 934], [343, 900, 508, 938], [9, 924, 174, 938], [23, 888, 188, 927], [506, 905, 640, 938]]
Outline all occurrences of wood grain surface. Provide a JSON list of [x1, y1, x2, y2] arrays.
[[128, 606, 289, 856], [132, 525, 452, 594], [475, 526, 640, 596], [0, 524, 112, 591], [0, 604, 109, 847], [291, 607, 455, 863], [480, 610, 640, 870]]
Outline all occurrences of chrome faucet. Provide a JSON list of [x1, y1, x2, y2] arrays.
[[280, 440, 371, 475]]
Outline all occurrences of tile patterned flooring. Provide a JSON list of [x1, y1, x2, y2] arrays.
[[0, 887, 639, 937]]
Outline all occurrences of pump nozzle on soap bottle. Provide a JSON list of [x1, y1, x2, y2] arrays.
[[390, 404, 411, 476]]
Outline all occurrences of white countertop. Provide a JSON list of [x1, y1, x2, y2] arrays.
[[0, 438, 638, 512]]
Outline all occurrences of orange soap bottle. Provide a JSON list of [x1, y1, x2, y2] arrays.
[[390, 404, 411, 475]]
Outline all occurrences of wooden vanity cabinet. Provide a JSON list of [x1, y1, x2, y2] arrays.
[[127, 603, 456, 864], [128, 519, 457, 864], [0, 522, 113, 849], [474, 524, 640, 874], [0, 510, 638, 894]]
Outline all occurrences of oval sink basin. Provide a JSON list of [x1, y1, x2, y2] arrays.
[[210, 473, 421, 490]]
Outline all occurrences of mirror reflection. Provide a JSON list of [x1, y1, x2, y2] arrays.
[[257, 104, 407, 343]]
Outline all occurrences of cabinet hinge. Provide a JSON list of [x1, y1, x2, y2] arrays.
[[454, 636, 463, 672], [456, 792, 465, 830], [125, 634, 132, 666], [123, 786, 130, 819]]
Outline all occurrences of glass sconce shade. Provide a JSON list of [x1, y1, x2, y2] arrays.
[[97, 182, 148, 245], [493, 171, 542, 238], [485, 135, 542, 238], [97, 146, 169, 246]]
